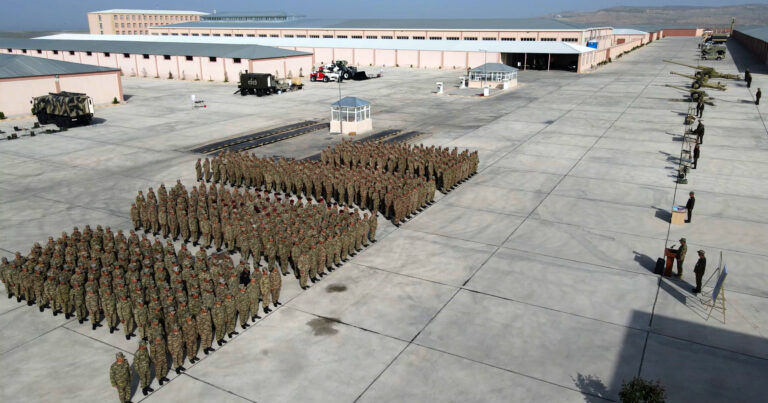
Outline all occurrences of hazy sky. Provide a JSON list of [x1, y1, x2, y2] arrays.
[[0, 0, 757, 31]]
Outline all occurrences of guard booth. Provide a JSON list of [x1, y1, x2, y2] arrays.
[[331, 96, 372, 135], [467, 63, 518, 89]]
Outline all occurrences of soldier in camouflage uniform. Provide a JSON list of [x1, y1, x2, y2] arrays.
[[259, 268, 272, 313], [235, 284, 250, 330], [197, 306, 214, 354], [167, 326, 186, 374], [269, 266, 282, 307], [134, 340, 154, 396], [150, 335, 170, 385], [223, 293, 238, 338], [117, 294, 135, 340], [182, 314, 199, 363], [212, 299, 227, 346], [109, 352, 132, 403]]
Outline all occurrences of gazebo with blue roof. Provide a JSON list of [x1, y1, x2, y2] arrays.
[[330, 96, 372, 135]]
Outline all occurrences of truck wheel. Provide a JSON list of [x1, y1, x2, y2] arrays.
[[240, 89, 247, 96], [37, 113, 48, 125], [343, 72, 350, 80], [310, 76, 316, 82], [248, 89, 256, 95], [56, 116, 70, 129], [323, 76, 329, 82], [256, 90, 263, 97]]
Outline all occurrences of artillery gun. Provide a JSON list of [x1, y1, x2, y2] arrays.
[[665, 84, 712, 102], [669, 71, 727, 91], [663, 60, 740, 80]]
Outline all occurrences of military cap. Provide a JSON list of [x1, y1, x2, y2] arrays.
[[116, 352, 125, 359], [679, 238, 686, 242], [697, 250, 705, 255]]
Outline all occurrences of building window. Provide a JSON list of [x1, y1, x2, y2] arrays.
[[69, 51, 75, 55], [562, 38, 578, 42], [185, 56, 193, 61], [37, 49, 42, 54], [412, 36, 425, 40], [192, 33, 199, 36], [381, 35, 393, 39], [182, 33, 189, 36], [104, 52, 110, 57], [429, 36, 441, 40], [297, 34, 307, 38], [163, 55, 171, 60], [121, 23, 125, 28], [309, 35, 319, 38], [541, 38, 556, 41], [123, 53, 130, 58], [233, 58, 241, 63], [212, 34, 220, 37], [351, 35, 362, 39], [162, 33, 169, 36], [235, 34, 243, 37], [446, 37, 459, 40], [366, 35, 377, 39], [247, 34, 255, 37], [284, 34, 294, 38], [396, 36, 409, 40], [482, 37, 496, 40], [86, 51, 92, 56], [142, 54, 149, 59], [323, 35, 333, 38], [464, 37, 477, 41], [270, 34, 278, 37], [521, 37, 535, 41], [201, 33, 209, 36], [501, 37, 516, 41], [98, 15, 101, 21], [337, 35, 347, 39], [209, 57, 217, 62], [53, 50, 59, 54], [21, 49, 27, 53], [99, 23, 103, 29]]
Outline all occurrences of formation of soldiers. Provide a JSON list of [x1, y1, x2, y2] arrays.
[[199, 143, 475, 225], [131, 180, 377, 288], [320, 141, 479, 193], [2, 140, 478, 402]]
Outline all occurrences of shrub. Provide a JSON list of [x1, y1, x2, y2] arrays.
[[112, 97, 119, 104], [224, 71, 229, 82], [619, 377, 666, 403], [0, 111, 6, 119], [168, 71, 173, 79]]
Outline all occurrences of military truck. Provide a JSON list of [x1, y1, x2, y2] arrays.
[[237, 72, 277, 96], [31, 91, 94, 128], [701, 45, 726, 60]]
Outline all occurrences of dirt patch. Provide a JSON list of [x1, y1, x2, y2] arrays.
[[306, 317, 340, 336]]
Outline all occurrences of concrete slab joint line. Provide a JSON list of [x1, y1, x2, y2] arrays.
[[2, 37, 768, 403]]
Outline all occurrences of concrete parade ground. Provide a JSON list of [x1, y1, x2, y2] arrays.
[[1, 37, 767, 402]]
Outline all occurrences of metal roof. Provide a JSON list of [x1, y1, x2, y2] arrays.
[[0, 53, 118, 79], [332, 97, 370, 108], [202, 12, 301, 18], [736, 26, 768, 43], [612, 29, 648, 35], [160, 18, 596, 31], [0, 37, 310, 60], [39, 34, 596, 55], [90, 9, 208, 15], [470, 63, 518, 73]]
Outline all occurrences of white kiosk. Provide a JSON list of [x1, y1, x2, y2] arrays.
[[331, 96, 372, 135], [467, 63, 519, 89]]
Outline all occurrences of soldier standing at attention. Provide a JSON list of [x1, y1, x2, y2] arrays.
[[269, 266, 282, 307], [182, 315, 200, 363], [695, 97, 704, 118], [744, 69, 752, 88], [168, 326, 186, 374], [213, 299, 227, 346], [109, 352, 132, 403], [134, 340, 154, 396], [203, 157, 212, 182], [685, 192, 695, 223], [674, 238, 687, 277], [756, 88, 761, 105], [150, 336, 170, 385], [197, 306, 214, 354], [692, 250, 707, 294], [693, 119, 705, 144], [196, 158, 203, 181], [693, 144, 700, 169]]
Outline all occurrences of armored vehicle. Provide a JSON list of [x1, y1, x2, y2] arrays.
[[701, 45, 726, 60], [237, 72, 279, 96], [31, 91, 94, 128]]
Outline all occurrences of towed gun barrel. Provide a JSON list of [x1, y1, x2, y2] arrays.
[[663, 60, 741, 80], [669, 72, 727, 91], [665, 84, 712, 101]]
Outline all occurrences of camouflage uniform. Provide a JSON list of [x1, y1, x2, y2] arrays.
[[167, 326, 185, 373], [197, 307, 214, 354], [134, 341, 154, 395], [150, 336, 169, 385], [109, 352, 132, 403]]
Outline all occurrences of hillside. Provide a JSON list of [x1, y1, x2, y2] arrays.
[[544, 4, 768, 27]]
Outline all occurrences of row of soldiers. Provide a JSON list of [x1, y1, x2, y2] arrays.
[[132, 182, 377, 288], [199, 151, 436, 224], [320, 141, 479, 192], [0, 216, 359, 401]]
